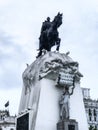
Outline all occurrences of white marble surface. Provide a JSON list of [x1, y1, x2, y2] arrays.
[[18, 52, 88, 130], [35, 79, 61, 130]]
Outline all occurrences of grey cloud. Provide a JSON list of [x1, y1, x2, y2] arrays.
[[0, 31, 32, 89], [0, 0, 98, 115]]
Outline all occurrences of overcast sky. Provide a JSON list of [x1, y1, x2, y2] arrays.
[[0, 0, 98, 115]]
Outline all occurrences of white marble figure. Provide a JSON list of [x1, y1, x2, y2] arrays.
[[59, 87, 70, 120]]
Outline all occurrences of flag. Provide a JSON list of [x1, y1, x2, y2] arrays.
[[5, 101, 9, 107]]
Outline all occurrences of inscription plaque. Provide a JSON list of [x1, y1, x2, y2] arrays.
[[16, 113, 29, 130], [57, 68, 74, 87]]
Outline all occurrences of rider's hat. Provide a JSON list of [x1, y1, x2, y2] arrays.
[[47, 17, 50, 21]]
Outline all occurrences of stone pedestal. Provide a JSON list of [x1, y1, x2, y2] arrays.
[[57, 119, 78, 130], [17, 52, 88, 130]]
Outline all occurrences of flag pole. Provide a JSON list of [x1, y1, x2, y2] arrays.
[[4, 101, 9, 115]]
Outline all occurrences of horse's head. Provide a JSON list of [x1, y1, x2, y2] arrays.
[[53, 12, 63, 28]]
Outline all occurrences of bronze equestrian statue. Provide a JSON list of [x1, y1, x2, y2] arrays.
[[37, 12, 63, 58]]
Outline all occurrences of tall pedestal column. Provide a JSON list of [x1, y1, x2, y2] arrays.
[[17, 52, 88, 130], [35, 79, 60, 130]]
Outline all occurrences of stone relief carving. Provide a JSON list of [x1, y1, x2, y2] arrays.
[[23, 53, 83, 95], [23, 72, 34, 94], [38, 58, 83, 121], [39, 59, 63, 79], [39, 58, 82, 81], [56, 61, 83, 87], [56, 62, 83, 120], [59, 87, 70, 120]]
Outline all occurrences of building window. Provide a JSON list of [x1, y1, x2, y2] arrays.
[[94, 116, 96, 121], [94, 109, 96, 116], [89, 116, 92, 121], [89, 109, 92, 116]]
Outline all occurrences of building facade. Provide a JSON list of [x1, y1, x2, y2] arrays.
[[82, 88, 98, 130], [0, 110, 15, 130]]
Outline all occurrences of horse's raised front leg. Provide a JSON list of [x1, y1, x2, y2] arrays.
[[56, 38, 61, 51]]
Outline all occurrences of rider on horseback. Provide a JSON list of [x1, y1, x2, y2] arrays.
[[37, 13, 63, 58]]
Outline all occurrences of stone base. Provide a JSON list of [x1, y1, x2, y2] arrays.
[[57, 119, 78, 130]]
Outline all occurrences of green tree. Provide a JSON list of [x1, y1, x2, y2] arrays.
[[93, 128, 97, 130], [89, 126, 94, 130], [89, 126, 98, 130]]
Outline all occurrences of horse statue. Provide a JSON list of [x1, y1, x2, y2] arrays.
[[36, 12, 63, 58]]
